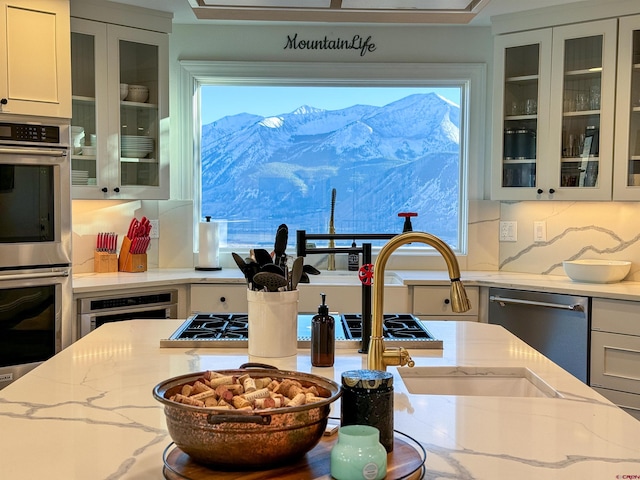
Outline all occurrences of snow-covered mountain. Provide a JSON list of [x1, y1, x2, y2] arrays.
[[201, 92, 461, 248]]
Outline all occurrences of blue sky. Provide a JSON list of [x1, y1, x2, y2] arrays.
[[201, 85, 461, 125]]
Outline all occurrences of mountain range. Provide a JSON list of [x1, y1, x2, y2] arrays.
[[201, 92, 461, 249]]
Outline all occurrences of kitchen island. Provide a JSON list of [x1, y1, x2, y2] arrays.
[[0, 320, 638, 479]]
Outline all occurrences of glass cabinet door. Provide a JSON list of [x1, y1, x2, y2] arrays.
[[70, 20, 107, 195], [492, 29, 552, 200], [502, 43, 540, 189], [629, 31, 640, 183], [614, 15, 640, 200], [558, 35, 603, 189], [549, 19, 616, 201], [118, 39, 159, 188]]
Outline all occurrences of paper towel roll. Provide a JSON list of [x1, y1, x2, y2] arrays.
[[197, 218, 221, 270]]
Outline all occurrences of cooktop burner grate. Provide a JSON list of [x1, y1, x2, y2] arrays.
[[161, 313, 443, 349], [340, 313, 434, 339]]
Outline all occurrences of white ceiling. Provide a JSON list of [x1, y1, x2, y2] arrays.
[[106, 0, 592, 25]]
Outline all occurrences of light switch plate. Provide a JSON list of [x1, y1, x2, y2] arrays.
[[499, 221, 517, 242], [534, 221, 546, 242]]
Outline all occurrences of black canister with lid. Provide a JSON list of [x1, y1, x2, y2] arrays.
[[340, 369, 394, 452]]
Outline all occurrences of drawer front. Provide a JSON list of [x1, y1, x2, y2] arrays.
[[592, 298, 640, 335], [591, 330, 640, 395], [412, 286, 479, 316], [592, 386, 640, 421], [190, 284, 248, 313]]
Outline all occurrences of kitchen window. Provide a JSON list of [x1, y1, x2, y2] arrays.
[[181, 61, 486, 255]]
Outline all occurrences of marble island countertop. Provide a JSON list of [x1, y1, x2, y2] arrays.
[[1, 320, 639, 479], [73, 267, 640, 301]]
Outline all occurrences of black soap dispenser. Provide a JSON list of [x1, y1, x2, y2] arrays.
[[348, 241, 359, 271], [311, 293, 335, 367]]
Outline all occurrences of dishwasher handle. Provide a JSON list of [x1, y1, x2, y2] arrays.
[[489, 295, 584, 312]]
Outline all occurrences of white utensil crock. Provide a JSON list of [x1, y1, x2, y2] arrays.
[[247, 289, 298, 358]]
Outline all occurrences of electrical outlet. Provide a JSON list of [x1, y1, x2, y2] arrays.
[[149, 219, 159, 238], [499, 221, 517, 242], [534, 221, 547, 242]]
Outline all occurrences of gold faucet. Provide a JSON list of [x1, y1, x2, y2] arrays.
[[367, 231, 472, 371]]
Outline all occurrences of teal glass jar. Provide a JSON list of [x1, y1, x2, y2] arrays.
[[330, 425, 387, 480]]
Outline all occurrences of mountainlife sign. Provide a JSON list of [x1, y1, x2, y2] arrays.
[[284, 34, 376, 57]]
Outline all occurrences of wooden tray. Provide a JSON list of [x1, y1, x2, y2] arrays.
[[162, 422, 426, 480]]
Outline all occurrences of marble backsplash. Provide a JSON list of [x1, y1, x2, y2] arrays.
[[71, 200, 194, 273], [499, 201, 640, 281], [70, 199, 501, 274], [71, 199, 640, 282]]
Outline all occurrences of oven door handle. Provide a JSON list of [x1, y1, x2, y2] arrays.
[[0, 269, 70, 282], [0, 146, 67, 157], [489, 295, 584, 312]]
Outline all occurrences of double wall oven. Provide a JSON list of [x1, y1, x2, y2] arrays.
[[0, 116, 71, 389]]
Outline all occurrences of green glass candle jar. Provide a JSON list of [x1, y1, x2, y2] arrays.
[[330, 425, 387, 480]]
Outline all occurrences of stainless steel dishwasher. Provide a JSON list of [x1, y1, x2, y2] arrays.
[[488, 287, 590, 383]]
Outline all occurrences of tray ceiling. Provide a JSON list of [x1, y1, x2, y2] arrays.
[[189, 0, 490, 23]]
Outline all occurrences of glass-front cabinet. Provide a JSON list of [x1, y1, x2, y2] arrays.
[[70, 18, 168, 200], [492, 29, 552, 200], [614, 15, 640, 200], [492, 20, 617, 201]]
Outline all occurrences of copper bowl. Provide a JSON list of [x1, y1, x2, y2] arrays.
[[152, 367, 341, 468]]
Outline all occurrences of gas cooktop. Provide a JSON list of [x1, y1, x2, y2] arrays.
[[160, 313, 443, 349]]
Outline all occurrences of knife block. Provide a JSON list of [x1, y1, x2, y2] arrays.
[[118, 236, 147, 273], [94, 251, 118, 273]]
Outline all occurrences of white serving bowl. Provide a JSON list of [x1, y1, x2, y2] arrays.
[[563, 259, 631, 284], [120, 83, 128, 101], [126, 85, 149, 103]]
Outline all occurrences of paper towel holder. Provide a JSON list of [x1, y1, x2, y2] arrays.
[[196, 216, 222, 271]]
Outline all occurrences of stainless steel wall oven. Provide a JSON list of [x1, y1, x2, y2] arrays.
[[0, 266, 71, 389], [0, 116, 71, 390], [0, 116, 71, 269]]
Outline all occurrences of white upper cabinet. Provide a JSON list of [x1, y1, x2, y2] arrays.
[[613, 14, 640, 200], [0, 0, 71, 118], [492, 19, 617, 201], [70, 18, 169, 200]]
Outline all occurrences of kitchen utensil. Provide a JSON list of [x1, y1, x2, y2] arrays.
[[290, 256, 304, 290], [274, 224, 288, 268], [253, 271, 288, 292], [232, 252, 258, 288], [303, 264, 321, 275], [152, 367, 341, 468], [260, 263, 285, 276], [252, 248, 273, 267]]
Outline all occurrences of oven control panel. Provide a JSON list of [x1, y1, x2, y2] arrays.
[[0, 122, 60, 143]]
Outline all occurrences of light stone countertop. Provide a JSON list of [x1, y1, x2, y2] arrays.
[[0, 320, 638, 479], [73, 267, 640, 301]]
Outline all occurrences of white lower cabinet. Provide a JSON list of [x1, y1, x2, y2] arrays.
[[590, 298, 640, 420], [189, 284, 248, 314], [412, 286, 479, 321], [189, 284, 410, 316]]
